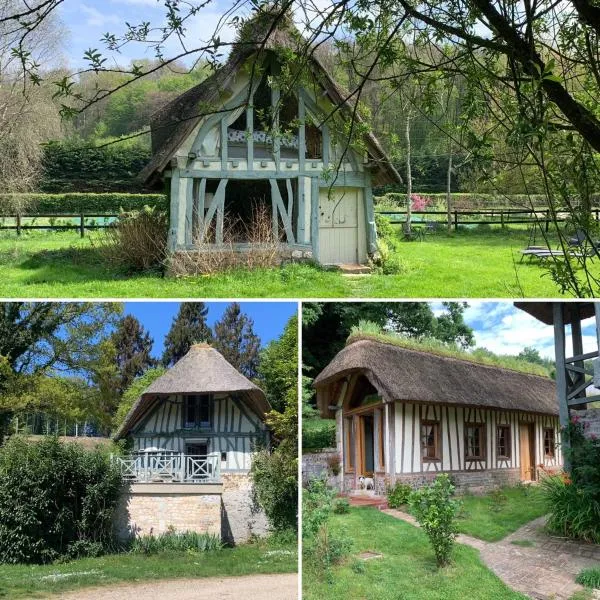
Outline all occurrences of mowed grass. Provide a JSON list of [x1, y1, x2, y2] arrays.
[[0, 536, 297, 598], [0, 227, 593, 298], [303, 507, 526, 600], [456, 485, 547, 542]]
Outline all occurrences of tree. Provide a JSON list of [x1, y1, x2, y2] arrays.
[[162, 303, 213, 367], [112, 315, 156, 395], [518, 347, 545, 366], [213, 303, 261, 379]]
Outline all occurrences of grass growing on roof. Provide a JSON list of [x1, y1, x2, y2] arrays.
[[348, 323, 552, 377], [303, 506, 526, 600], [0, 534, 297, 598], [455, 485, 546, 542], [0, 228, 596, 298]]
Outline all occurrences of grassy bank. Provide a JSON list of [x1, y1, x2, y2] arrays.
[[0, 536, 297, 598], [0, 228, 594, 297]]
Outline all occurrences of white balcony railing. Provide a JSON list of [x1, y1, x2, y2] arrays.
[[112, 452, 221, 483]]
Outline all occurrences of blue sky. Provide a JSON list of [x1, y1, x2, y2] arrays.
[[432, 302, 598, 360], [124, 301, 296, 359]]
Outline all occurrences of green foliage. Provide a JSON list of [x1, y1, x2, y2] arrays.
[[302, 418, 336, 450], [213, 303, 261, 379], [576, 567, 600, 589], [387, 482, 413, 508], [162, 303, 213, 367], [302, 478, 336, 538], [409, 474, 459, 567], [113, 367, 166, 432], [0, 193, 167, 216], [130, 529, 223, 554], [0, 437, 122, 564], [374, 214, 406, 275], [251, 439, 298, 532], [333, 498, 350, 514]]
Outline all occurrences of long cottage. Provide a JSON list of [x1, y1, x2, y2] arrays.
[[314, 336, 562, 494], [140, 12, 401, 266], [113, 343, 270, 543]]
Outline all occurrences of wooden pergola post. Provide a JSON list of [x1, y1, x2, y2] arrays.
[[552, 303, 571, 472]]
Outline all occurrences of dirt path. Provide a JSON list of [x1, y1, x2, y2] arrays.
[[383, 509, 600, 600], [55, 573, 298, 600]]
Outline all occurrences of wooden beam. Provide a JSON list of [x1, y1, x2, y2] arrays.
[[220, 118, 228, 171], [272, 85, 280, 171], [195, 177, 207, 242], [286, 178, 294, 233], [168, 172, 180, 251], [553, 303, 571, 471], [298, 93, 306, 172], [215, 179, 227, 245], [311, 177, 319, 261], [203, 179, 227, 242], [364, 177, 377, 253], [270, 179, 294, 243], [185, 177, 194, 246], [297, 176, 306, 243], [322, 123, 330, 167], [247, 105, 254, 167]]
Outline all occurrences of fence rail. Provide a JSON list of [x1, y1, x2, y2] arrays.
[[0, 213, 119, 237], [375, 208, 600, 231], [112, 452, 221, 484]]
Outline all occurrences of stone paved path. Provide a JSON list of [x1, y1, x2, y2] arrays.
[[383, 509, 600, 599]]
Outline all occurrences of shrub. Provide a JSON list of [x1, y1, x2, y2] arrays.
[[251, 439, 298, 532], [302, 478, 336, 538], [373, 214, 405, 275], [0, 436, 122, 564], [312, 522, 351, 571], [327, 454, 341, 476], [0, 193, 167, 216], [333, 498, 350, 514], [96, 206, 168, 273], [576, 567, 600, 589], [409, 474, 459, 567], [387, 482, 413, 508], [130, 529, 223, 554], [302, 418, 336, 450]]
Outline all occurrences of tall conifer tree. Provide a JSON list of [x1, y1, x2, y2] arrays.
[[162, 302, 213, 367]]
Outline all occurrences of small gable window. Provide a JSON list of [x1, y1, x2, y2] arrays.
[[544, 428, 556, 458], [184, 395, 211, 429], [496, 425, 511, 459], [465, 424, 486, 460], [421, 421, 441, 461]]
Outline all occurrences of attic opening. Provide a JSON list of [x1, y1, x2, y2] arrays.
[[347, 375, 379, 410]]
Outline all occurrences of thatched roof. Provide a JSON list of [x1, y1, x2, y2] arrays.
[[139, 9, 401, 187], [515, 302, 595, 325], [314, 338, 558, 418], [114, 343, 269, 439]]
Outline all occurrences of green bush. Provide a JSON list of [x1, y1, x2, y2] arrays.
[[251, 439, 298, 532], [373, 214, 405, 275], [0, 436, 122, 564], [130, 529, 223, 554], [409, 474, 459, 567], [302, 418, 336, 450], [333, 498, 350, 514], [576, 567, 600, 589], [0, 192, 167, 216], [302, 478, 336, 538], [387, 482, 413, 508]]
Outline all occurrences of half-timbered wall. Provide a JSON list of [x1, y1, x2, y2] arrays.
[[132, 393, 267, 472], [165, 63, 376, 264], [391, 402, 562, 475]]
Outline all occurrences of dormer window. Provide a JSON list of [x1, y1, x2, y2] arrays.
[[184, 394, 211, 429]]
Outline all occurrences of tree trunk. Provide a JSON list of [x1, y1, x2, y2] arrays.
[[405, 115, 412, 231], [446, 149, 453, 232]]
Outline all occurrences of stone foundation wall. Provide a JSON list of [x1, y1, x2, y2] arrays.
[[302, 449, 340, 489], [113, 483, 222, 541], [220, 473, 269, 544]]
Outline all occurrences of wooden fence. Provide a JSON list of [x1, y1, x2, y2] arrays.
[[375, 208, 600, 231], [0, 213, 118, 237]]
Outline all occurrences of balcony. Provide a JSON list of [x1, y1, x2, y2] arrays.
[[112, 452, 221, 483]]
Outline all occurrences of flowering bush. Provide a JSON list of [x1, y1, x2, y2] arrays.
[[410, 194, 432, 211]]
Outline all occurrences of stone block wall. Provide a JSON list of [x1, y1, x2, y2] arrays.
[[221, 473, 270, 544], [302, 449, 340, 489], [114, 483, 222, 541]]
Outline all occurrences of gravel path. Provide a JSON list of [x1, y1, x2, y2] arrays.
[[55, 573, 298, 600]]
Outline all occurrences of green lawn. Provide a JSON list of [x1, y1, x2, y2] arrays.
[[455, 485, 547, 542], [303, 506, 526, 600], [0, 228, 593, 297], [0, 536, 297, 598]]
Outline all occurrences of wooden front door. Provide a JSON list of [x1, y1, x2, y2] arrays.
[[519, 423, 535, 481], [356, 414, 375, 476], [318, 189, 360, 264]]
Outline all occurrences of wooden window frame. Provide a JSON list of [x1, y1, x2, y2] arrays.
[[544, 428, 556, 458], [465, 423, 486, 461], [496, 425, 512, 460], [421, 420, 441, 462], [183, 394, 212, 430], [377, 408, 385, 471], [344, 416, 355, 473]]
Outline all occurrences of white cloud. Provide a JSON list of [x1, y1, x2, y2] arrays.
[[80, 4, 120, 28]]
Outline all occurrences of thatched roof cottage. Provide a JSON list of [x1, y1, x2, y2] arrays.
[[314, 335, 562, 494], [113, 343, 270, 543], [141, 9, 400, 267]]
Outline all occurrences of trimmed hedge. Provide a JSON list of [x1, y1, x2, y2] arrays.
[[0, 193, 167, 215]]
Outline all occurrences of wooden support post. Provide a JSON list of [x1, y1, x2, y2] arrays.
[[16, 214, 21, 236], [185, 178, 194, 246], [271, 85, 280, 171], [286, 178, 294, 231], [311, 177, 319, 261], [570, 305, 585, 406], [454, 210, 458, 231], [364, 180, 377, 253], [215, 179, 227, 245], [322, 123, 330, 167], [80, 212, 85, 237], [247, 105, 254, 167], [297, 176, 306, 243], [196, 178, 207, 243], [168, 173, 180, 251], [298, 94, 306, 172], [553, 303, 570, 472], [270, 179, 294, 242], [221, 118, 228, 171]]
